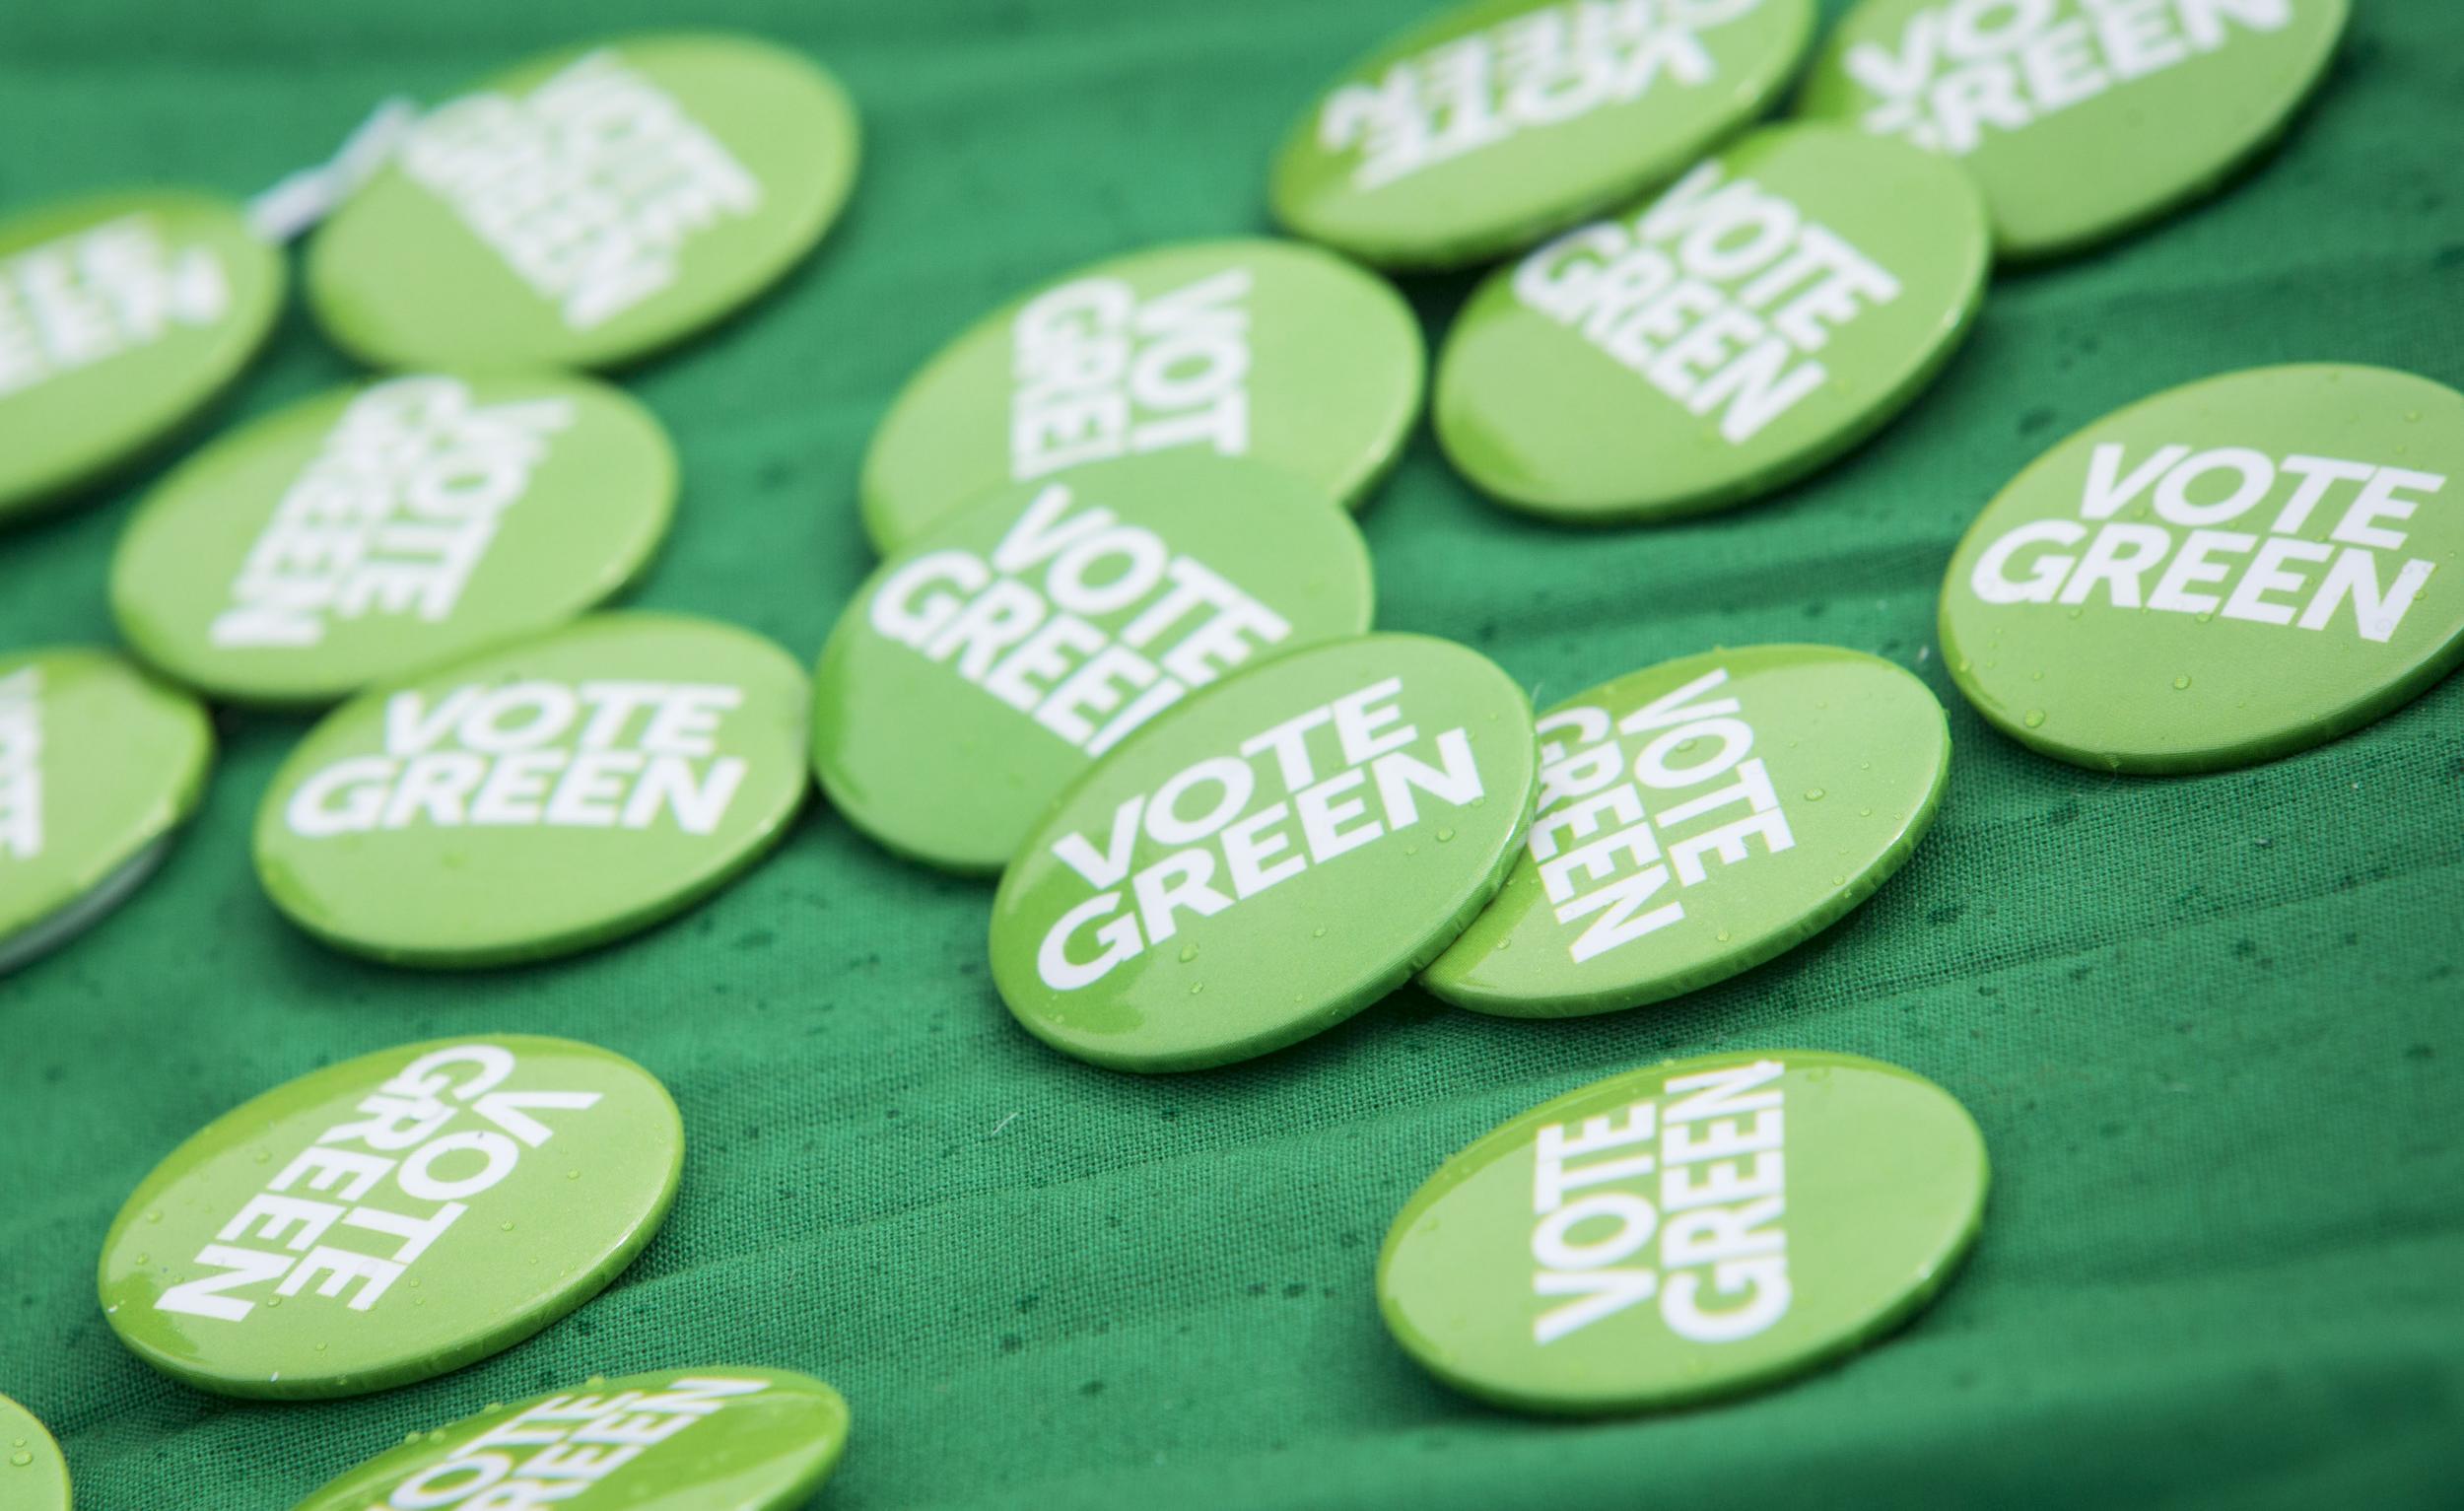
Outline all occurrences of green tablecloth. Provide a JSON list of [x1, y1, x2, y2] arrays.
[[4, 0, 2461, 1505]]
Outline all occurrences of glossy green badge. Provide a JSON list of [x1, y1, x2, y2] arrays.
[[308, 34, 859, 370], [1798, 0, 2348, 260], [0, 1394, 71, 1510], [1942, 365, 2464, 774], [1436, 123, 1986, 521], [288, 1367, 847, 1511], [112, 373, 677, 707], [0, 190, 283, 521], [1269, 0, 1816, 270], [1380, 1049, 1987, 1414], [253, 612, 809, 966], [816, 452, 1377, 875], [992, 633, 1538, 1071], [861, 239, 1422, 553], [0, 649, 212, 975], [1424, 646, 1947, 1016], [98, 1035, 682, 1400]]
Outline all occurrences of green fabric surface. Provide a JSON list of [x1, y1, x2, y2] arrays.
[[3, 0, 2461, 1506]]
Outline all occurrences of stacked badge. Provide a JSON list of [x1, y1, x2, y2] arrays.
[[1271, 0, 1817, 269], [0, 648, 212, 974]]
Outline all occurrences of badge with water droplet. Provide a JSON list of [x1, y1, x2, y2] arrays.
[[1942, 365, 2464, 774], [1424, 646, 1948, 1016], [0, 1393, 70, 1509], [111, 373, 676, 707], [1798, 0, 2349, 260], [308, 34, 859, 370], [991, 633, 1538, 1071], [1380, 1049, 1987, 1414], [1436, 123, 1987, 521], [0, 648, 213, 976], [253, 612, 810, 967], [0, 189, 283, 522], [1269, 0, 1816, 270], [861, 239, 1422, 554], [816, 452, 1376, 875], [289, 1367, 848, 1511], [98, 1035, 682, 1400]]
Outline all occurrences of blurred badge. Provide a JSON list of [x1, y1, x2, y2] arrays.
[[99, 1036, 681, 1400], [0, 648, 212, 975], [253, 612, 810, 967], [1435, 124, 1988, 521], [308, 34, 859, 369], [861, 239, 1422, 554], [1269, 0, 1816, 270], [287, 1368, 849, 1510], [991, 633, 1538, 1072], [1941, 365, 2464, 773], [1380, 1050, 1988, 1413], [0, 190, 283, 521], [0, 1393, 71, 1510], [815, 452, 1376, 875], [1423, 646, 1949, 1017], [1798, 0, 2349, 259], [112, 374, 676, 707]]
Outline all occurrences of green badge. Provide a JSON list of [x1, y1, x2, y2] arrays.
[[308, 34, 859, 370], [1424, 646, 1948, 1017], [253, 612, 809, 967], [98, 1035, 682, 1400], [0, 648, 212, 975], [1942, 365, 2464, 774], [288, 1367, 847, 1511], [861, 238, 1422, 553], [1268, 0, 1816, 270], [0, 190, 283, 522], [1798, 0, 2349, 260], [815, 453, 1377, 875], [991, 633, 1538, 1072], [1435, 123, 1987, 521], [0, 1394, 70, 1511], [111, 374, 677, 707], [1380, 1050, 1987, 1414]]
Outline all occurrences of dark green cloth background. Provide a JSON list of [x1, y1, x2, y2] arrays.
[[4, 0, 2460, 1506]]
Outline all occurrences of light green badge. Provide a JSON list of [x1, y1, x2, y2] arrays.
[[1435, 123, 1987, 522], [1269, 0, 1816, 270], [1424, 646, 1948, 1016], [0, 190, 283, 522], [991, 633, 1538, 1072], [288, 1367, 848, 1511], [815, 453, 1376, 875], [308, 34, 859, 370], [1942, 365, 2464, 774], [0, 1394, 71, 1511], [253, 612, 809, 967], [860, 239, 1422, 554], [0, 648, 212, 976], [112, 373, 677, 707], [98, 1035, 682, 1401], [1798, 0, 2348, 260], [1380, 1049, 1987, 1414]]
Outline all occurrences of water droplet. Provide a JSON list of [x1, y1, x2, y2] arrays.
[[264, 1295, 282, 1308], [1831, 875, 1846, 887], [2066, 606, 2083, 620], [145, 1209, 162, 1224], [499, 1221, 515, 1232], [2029, 669, 2044, 681], [1714, 928, 1732, 943], [1403, 844, 1418, 857], [313, 1341, 327, 1352], [10, 1451, 31, 1468], [1177, 942, 1199, 963], [1857, 760, 1871, 771], [1310, 926, 1327, 939], [2172, 674, 2192, 690], [1954, 656, 1973, 673], [1188, 983, 1204, 996], [132, 1253, 148, 1267], [1858, 807, 1873, 818], [1803, 788, 1825, 802], [2022, 710, 2047, 728], [251, 1149, 270, 1165], [565, 1169, 580, 1181], [1435, 827, 1456, 843]]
